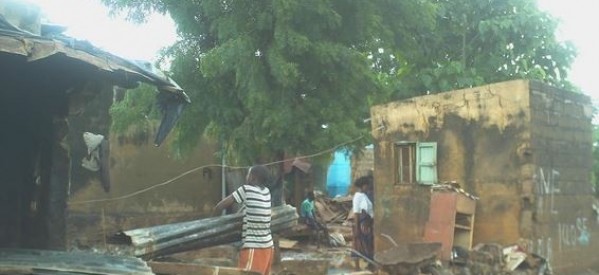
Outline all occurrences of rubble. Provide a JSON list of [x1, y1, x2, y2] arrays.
[[314, 193, 353, 223], [449, 242, 552, 275], [284, 192, 353, 243], [374, 242, 442, 275]]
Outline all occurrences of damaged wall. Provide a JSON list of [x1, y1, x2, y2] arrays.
[[67, 124, 222, 247], [370, 80, 596, 273]]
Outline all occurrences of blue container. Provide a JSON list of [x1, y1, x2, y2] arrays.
[[326, 150, 351, 197]]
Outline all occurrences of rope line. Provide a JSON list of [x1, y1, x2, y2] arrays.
[[68, 130, 376, 205]]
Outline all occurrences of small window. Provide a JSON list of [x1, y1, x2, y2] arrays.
[[395, 143, 416, 184], [394, 142, 437, 185]]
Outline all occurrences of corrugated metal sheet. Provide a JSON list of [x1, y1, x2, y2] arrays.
[[0, 14, 189, 146], [0, 13, 187, 99], [111, 205, 298, 259], [0, 249, 153, 275]]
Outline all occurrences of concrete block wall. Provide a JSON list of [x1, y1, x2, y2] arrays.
[[527, 82, 595, 272]]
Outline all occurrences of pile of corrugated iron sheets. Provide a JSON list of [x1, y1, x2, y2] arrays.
[[110, 204, 298, 259], [0, 249, 153, 275]]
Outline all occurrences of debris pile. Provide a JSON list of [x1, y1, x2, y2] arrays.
[[313, 194, 353, 223], [375, 242, 443, 275], [450, 243, 552, 275], [282, 192, 353, 245]]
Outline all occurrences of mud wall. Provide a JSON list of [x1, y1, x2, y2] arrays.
[[527, 82, 595, 272], [66, 94, 222, 247], [371, 80, 596, 272], [67, 133, 222, 247], [375, 184, 432, 252], [352, 147, 374, 180], [371, 80, 532, 252]]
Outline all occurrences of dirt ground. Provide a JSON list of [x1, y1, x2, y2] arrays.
[[155, 240, 370, 275]]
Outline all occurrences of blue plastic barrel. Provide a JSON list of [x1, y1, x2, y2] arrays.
[[326, 150, 351, 197]]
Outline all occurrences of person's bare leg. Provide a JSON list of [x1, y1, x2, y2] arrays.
[[354, 259, 360, 271]]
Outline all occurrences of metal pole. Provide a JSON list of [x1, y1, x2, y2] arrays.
[[221, 143, 226, 216]]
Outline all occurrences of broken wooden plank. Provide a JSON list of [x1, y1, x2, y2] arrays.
[[279, 238, 298, 249], [149, 262, 260, 275]]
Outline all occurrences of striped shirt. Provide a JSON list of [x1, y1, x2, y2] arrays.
[[233, 184, 273, 248]]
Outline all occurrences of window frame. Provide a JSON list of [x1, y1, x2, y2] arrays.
[[393, 141, 438, 185], [394, 141, 416, 184]]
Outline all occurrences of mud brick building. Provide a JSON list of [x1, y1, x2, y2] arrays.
[[370, 80, 596, 273]]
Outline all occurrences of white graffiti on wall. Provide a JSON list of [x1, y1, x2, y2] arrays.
[[534, 167, 560, 214], [558, 217, 590, 250], [532, 237, 553, 263]]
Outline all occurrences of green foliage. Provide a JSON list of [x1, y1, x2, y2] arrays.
[[103, 0, 435, 164], [103, 0, 577, 166], [387, 0, 577, 98], [593, 125, 599, 196], [109, 84, 160, 135]]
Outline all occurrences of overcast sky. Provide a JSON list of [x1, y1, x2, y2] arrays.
[[27, 0, 176, 61], [27, 0, 599, 102], [537, 0, 598, 102]]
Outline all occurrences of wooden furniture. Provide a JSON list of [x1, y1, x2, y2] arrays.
[[424, 191, 476, 261]]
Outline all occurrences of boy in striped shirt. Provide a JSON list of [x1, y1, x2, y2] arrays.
[[215, 165, 273, 275]]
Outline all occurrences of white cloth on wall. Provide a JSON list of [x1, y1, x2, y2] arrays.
[[81, 132, 104, 171]]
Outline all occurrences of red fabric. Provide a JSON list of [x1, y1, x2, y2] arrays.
[[238, 247, 274, 275]]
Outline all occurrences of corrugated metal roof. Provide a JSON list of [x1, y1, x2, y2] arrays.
[[0, 16, 188, 101], [0, 14, 190, 146], [0, 249, 154, 275]]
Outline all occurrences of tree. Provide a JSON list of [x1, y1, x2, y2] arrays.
[[104, 0, 577, 168], [593, 125, 599, 196], [384, 0, 577, 98], [102, 0, 435, 165]]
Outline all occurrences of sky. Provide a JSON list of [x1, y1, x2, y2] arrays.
[[536, 0, 599, 102], [25, 0, 177, 62], [24, 0, 599, 102]]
